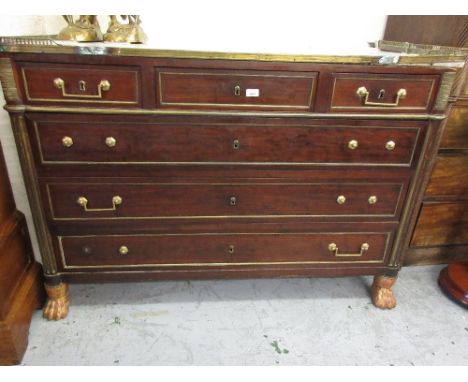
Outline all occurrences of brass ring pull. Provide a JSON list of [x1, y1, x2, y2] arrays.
[[328, 242, 369, 257], [77, 195, 122, 212], [356, 86, 407, 107], [119, 245, 129, 255], [53, 78, 111, 99], [62, 136, 73, 147]]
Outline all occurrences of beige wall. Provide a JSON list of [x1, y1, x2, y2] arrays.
[[0, 15, 387, 262]]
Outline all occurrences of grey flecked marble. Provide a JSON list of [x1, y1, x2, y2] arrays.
[[21, 265, 468, 365]]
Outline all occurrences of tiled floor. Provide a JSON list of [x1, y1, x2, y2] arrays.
[[21, 265, 468, 365]]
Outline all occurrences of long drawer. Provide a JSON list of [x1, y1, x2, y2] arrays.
[[58, 231, 392, 269], [44, 181, 405, 220], [32, 120, 422, 166]]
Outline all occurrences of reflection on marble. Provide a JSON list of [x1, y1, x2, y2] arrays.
[[22, 265, 468, 365]]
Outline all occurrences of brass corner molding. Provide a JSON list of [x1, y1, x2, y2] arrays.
[[435, 72, 457, 110], [0, 57, 21, 103]]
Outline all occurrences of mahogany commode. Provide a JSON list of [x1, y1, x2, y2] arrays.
[[0, 37, 462, 319]]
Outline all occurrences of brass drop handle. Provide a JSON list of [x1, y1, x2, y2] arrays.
[[77, 195, 122, 212], [62, 136, 73, 147], [53, 77, 111, 99], [105, 137, 117, 147], [336, 195, 346, 205], [356, 86, 407, 107], [234, 85, 241, 96], [348, 139, 358, 150], [328, 242, 369, 257], [119, 246, 129, 255]]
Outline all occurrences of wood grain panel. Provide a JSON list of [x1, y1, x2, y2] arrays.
[[425, 156, 468, 198], [439, 107, 468, 149], [411, 202, 468, 247]]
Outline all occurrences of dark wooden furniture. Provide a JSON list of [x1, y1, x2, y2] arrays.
[[384, 16, 467, 48], [438, 262, 468, 307], [0, 37, 463, 319], [0, 141, 44, 365], [382, 16, 468, 265]]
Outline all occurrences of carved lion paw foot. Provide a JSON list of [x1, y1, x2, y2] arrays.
[[371, 276, 397, 310], [43, 283, 69, 320], [372, 286, 397, 309]]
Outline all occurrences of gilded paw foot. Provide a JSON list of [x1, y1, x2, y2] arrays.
[[43, 283, 69, 320], [371, 276, 397, 309]]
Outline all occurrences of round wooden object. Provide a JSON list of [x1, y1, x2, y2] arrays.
[[438, 262, 468, 308]]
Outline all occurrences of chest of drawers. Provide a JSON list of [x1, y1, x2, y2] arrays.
[[0, 38, 462, 319]]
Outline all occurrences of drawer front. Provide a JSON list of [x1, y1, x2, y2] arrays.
[[20, 63, 141, 105], [33, 121, 421, 166], [59, 232, 391, 268], [157, 68, 317, 110], [426, 156, 468, 197], [46, 182, 404, 220], [411, 202, 468, 247], [329, 73, 438, 113]]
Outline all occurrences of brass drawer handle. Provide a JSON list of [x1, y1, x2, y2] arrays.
[[105, 136, 117, 147], [368, 195, 378, 204], [328, 242, 370, 257], [119, 245, 129, 255], [348, 139, 358, 150], [336, 195, 346, 204], [385, 140, 396, 151], [77, 195, 122, 212], [234, 85, 241, 96], [53, 77, 111, 99], [356, 86, 407, 107], [62, 136, 73, 147]]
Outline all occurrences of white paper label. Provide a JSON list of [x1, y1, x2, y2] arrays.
[[245, 88, 260, 97]]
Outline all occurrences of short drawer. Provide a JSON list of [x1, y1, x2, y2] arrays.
[[58, 231, 391, 269], [45, 182, 405, 220], [156, 68, 317, 111], [19, 63, 141, 106], [329, 73, 439, 113], [33, 121, 422, 166]]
